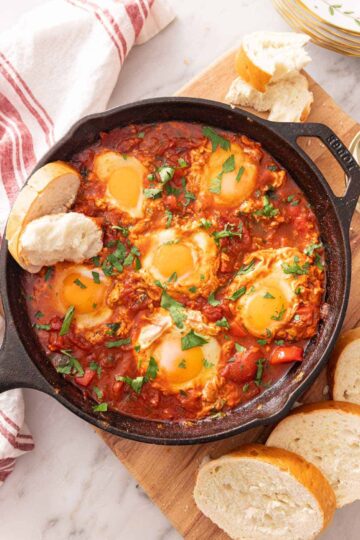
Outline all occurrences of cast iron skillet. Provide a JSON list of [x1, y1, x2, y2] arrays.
[[0, 98, 359, 445]]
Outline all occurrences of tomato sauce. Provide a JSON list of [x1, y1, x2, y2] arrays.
[[24, 121, 325, 422]]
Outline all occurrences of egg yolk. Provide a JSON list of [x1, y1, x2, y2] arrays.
[[153, 242, 195, 280], [108, 166, 142, 211], [154, 335, 204, 384], [60, 273, 105, 314], [243, 284, 288, 333], [207, 146, 257, 205]]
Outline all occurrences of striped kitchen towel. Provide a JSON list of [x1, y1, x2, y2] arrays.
[[0, 0, 175, 485]]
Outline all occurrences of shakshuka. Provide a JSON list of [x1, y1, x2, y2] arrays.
[[25, 122, 325, 421]]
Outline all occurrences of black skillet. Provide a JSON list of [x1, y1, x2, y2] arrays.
[[0, 98, 359, 445]]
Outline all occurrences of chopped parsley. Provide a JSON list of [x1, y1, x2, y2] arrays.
[[235, 343, 246, 353], [91, 256, 101, 267], [137, 131, 145, 138], [106, 322, 121, 336], [93, 403, 108, 412], [199, 218, 212, 229], [168, 272, 177, 282], [181, 330, 208, 350], [57, 349, 84, 377], [178, 359, 187, 369], [73, 278, 86, 289], [210, 176, 222, 194], [188, 286, 197, 293], [255, 358, 266, 386], [228, 286, 246, 301], [165, 209, 173, 228], [144, 187, 163, 199], [115, 357, 158, 394], [44, 266, 54, 282], [304, 242, 323, 256], [237, 259, 255, 275], [212, 223, 243, 245], [92, 271, 100, 284], [93, 386, 103, 399], [34, 323, 51, 331], [158, 165, 175, 184], [253, 195, 279, 218], [271, 305, 286, 321], [215, 317, 230, 329], [202, 126, 230, 151], [178, 157, 188, 168], [208, 291, 220, 306], [243, 383, 250, 392], [59, 306, 75, 336], [35, 311, 44, 319], [106, 337, 131, 348], [257, 339, 267, 346], [275, 340, 285, 346], [111, 225, 129, 237], [314, 253, 324, 270], [263, 292, 275, 299], [282, 257, 310, 275], [236, 166, 245, 182], [203, 359, 214, 368], [161, 290, 187, 329], [89, 361, 102, 376]]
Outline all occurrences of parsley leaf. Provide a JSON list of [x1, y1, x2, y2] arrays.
[[93, 403, 108, 412], [59, 306, 75, 336], [144, 187, 163, 199], [181, 330, 208, 350], [202, 126, 230, 151], [106, 337, 131, 348], [44, 266, 54, 282], [237, 259, 255, 275], [304, 242, 323, 256], [255, 358, 266, 386], [253, 195, 279, 218], [235, 343, 246, 353], [215, 317, 230, 329], [35, 311, 44, 319], [263, 292, 275, 299], [178, 157, 188, 168], [212, 223, 243, 244], [74, 278, 86, 289], [282, 258, 310, 275], [165, 209, 173, 228], [92, 271, 100, 284], [158, 165, 175, 183], [222, 154, 235, 173], [236, 166, 245, 182], [203, 359, 214, 368], [178, 359, 186, 369], [271, 305, 286, 321], [106, 322, 121, 336], [208, 291, 220, 306], [115, 357, 158, 394], [199, 218, 212, 229], [161, 291, 187, 329], [210, 176, 222, 194], [34, 323, 51, 331], [228, 287, 246, 301], [89, 361, 102, 376]]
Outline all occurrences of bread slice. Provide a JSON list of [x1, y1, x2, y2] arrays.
[[19, 212, 103, 272], [226, 72, 313, 122], [235, 32, 311, 92], [266, 401, 360, 507], [194, 443, 335, 540], [328, 327, 360, 404], [5, 161, 81, 272]]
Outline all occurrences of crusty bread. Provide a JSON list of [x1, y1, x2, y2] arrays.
[[235, 32, 311, 92], [19, 212, 103, 272], [6, 161, 81, 271], [266, 401, 360, 508], [328, 327, 360, 404], [226, 72, 313, 122], [194, 444, 335, 540]]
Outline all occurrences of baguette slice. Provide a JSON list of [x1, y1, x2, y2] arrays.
[[235, 32, 311, 92], [266, 401, 360, 507], [5, 161, 81, 272], [19, 212, 103, 272], [194, 444, 335, 540], [328, 327, 360, 404], [226, 72, 313, 122]]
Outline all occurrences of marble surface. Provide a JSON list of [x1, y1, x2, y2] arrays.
[[0, 0, 360, 539]]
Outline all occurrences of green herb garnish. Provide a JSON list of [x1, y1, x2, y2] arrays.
[[202, 126, 230, 151], [215, 317, 230, 329], [228, 287, 246, 301], [282, 257, 310, 275], [235, 343, 246, 353], [92, 271, 100, 284], [178, 359, 186, 369], [237, 259, 255, 275], [165, 209, 173, 228], [144, 187, 163, 199], [89, 362, 102, 376], [93, 403, 108, 412], [158, 165, 175, 184], [178, 157, 188, 168], [199, 218, 212, 229], [271, 305, 286, 321], [35, 311, 44, 319], [161, 291, 187, 329], [208, 291, 220, 306], [44, 266, 54, 282], [59, 306, 75, 336], [263, 292, 275, 299], [181, 330, 208, 350], [236, 166, 245, 182], [74, 278, 86, 289], [34, 323, 51, 331], [106, 337, 131, 348]]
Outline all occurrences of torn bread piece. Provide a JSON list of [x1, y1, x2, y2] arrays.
[[328, 327, 360, 404], [19, 212, 103, 272], [226, 72, 313, 122], [194, 443, 335, 540], [235, 31, 311, 92]]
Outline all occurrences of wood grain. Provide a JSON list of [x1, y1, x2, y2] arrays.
[[98, 49, 360, 539]]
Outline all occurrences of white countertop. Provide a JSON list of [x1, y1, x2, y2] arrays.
[[0, 1, 360, 539]]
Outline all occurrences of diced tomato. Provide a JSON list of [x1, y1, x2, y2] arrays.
[[230, 320, 248, 338], [112, 380, 124, 399], [285, 203, 302, 219], [164, 195, 177, 210], [221, 347, 262, 384], [270, 346, 303, 364], [50, 317, 63, 331], [296, 305, 316, 325], [202, 304, 223, 322], [75, 368, 95, 387]]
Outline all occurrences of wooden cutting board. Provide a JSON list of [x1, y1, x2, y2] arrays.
[[98, 49, 360, 539]]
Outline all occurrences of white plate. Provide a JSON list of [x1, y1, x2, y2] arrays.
[[298, 0, 360, 33]]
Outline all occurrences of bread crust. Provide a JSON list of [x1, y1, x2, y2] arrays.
[[328, 327, 360, 399], [235, 46, 271, 93], [5, 161, 81, 271], [196, 443, 336, 535]]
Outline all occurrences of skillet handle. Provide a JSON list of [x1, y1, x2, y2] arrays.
[[0, 317, 49, 394], [270, 122, 360, 230]]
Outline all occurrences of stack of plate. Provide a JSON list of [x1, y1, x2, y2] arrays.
[[273, 0, 360, 56]]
